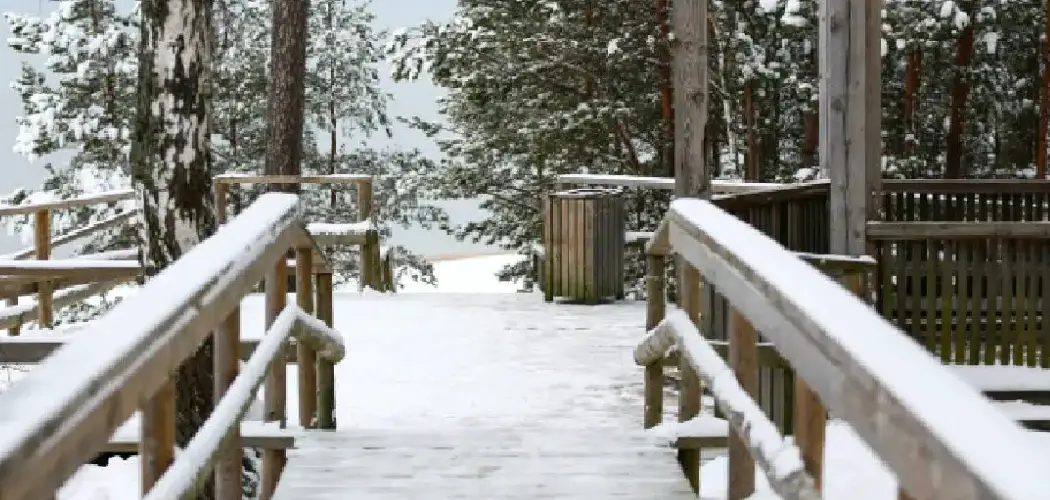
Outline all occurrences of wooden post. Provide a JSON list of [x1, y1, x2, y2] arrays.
[[262, 259, 287, 500], [794, 378, 826, 489], [679, 263, 703, 493], [644, 253, 667, 429], [34, 209, 53, 329], [819, 0, 880, 488], [821, 0, 881, 256], [215, 181, 228, 225], [295, 247, 317, 428], [315, 272, 336, 429], [671, 0, 710, 312], [355, 179, 376, 291], [357, 178, 373, 223], [728, 308, 758, 499], [6, 296, 19, 336], [214, 307, 241, 500], [140, 380, 175, 495]]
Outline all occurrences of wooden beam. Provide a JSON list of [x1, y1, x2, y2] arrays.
[[821, 0, 879, 256], [0, 190, 135, 217], [672, 0, 709, 200], [214, 174, 372, 186], [867, 221, 1050, 239]]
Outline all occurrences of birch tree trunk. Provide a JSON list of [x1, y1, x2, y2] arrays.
[[131, 0, 216, 497]]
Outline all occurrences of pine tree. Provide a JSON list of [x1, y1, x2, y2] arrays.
[[388, 0, 670, 294], [5, 0, 138, 273]]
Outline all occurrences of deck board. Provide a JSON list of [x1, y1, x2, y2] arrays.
[[250, 293, 695, 499], [273, 428, 695, 499]]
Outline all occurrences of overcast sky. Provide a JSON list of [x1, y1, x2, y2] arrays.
[[0, 0, 490, 257]]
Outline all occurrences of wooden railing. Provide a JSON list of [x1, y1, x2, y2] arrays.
[[637, 198, 1050, 499], [0, 190, 141, 332], [0, 193, 347, 500], [554, 173, 786, 194], [215, 173, 393, 291]]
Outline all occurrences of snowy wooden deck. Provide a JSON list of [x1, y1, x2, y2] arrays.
[[243, 293, 696, 499]]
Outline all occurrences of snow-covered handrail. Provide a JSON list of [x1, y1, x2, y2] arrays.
[[142, 304, 345, 500], [635, 309, 820, 500], [0, 189, 135, 217], [646, 198, 1050, 500], [1, 210, 138, 261], [0, 259, 140, 280], [555, 173, 785, 194], [0, 193, 337, 498], [214, 173, 387, 291], [214, 173, 373, 185]]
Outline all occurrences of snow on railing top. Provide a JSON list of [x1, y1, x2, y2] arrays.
[[649, 198, 1050, 500], [0, 189, 135, 217], [636, 309, 819, 499], [0, 193, 305, 498], [142, 304, 345, 499], [555, 173, 785, 194], [214, 173, 373, 185]]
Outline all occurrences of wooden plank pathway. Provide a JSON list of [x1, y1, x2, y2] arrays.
[[273, 428, 694, 499], [253, 293, 695, 499]]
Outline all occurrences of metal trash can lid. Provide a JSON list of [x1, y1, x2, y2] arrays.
[[553, 188, 623, 198]]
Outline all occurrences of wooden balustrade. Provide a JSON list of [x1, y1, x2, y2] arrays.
[[0, 190, 139, 332], [214, 173, 388, 291], [637, 198, 1050, 500], [0, 194, 347, 500]]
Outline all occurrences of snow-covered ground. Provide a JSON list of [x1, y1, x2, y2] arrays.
[[53, 252, 898, 499]]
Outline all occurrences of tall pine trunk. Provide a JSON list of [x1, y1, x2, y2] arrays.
[[132, 0, 217, 497], [265, 0, 311, 192], [945, 16, 975, 179]]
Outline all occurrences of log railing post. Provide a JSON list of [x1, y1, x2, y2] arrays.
[[140, 380, 175, 495], [215, 182, 228, 225], [262, 257, 288, 500], [295, 247, 317, 428], [679, 263, 703, 493], [643, 253, 666, 429], [315, 272, 336, 429], [214, 307, 241, 500], [356, 179, 379, 290], [6, 295, 19, 336], [728, 308, 758, 499], [34, 209, 53, 328]]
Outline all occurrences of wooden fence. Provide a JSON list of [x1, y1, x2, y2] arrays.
[[639, 198, 1050, 500], [871, 180, 1050, 365], [0, 190, 142, 333], [0, 194, 347, 500], [215, 174, 393, 292]]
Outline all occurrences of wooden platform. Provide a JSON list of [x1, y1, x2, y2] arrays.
[[272, 428, 695, 499], [237, 293, 698, 499]]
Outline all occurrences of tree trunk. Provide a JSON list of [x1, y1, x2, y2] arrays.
[[658, 0, 674, 178], [945, 21, 975, 179], [265, 0, 311, 194], [132, 0, 216, 497], [902, 47, 922, 157], [1038, 3, 1050, 178]]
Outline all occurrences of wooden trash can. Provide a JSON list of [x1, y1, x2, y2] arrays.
[[542, 188, 625, 304]]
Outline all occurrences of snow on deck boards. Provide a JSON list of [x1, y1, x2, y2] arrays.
[[272, 429, 695, 499], [240, 293, 694, 497]]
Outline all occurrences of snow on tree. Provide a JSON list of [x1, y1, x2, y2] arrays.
[[5, 0, 138, 276], [388, 0, 670, 294]]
